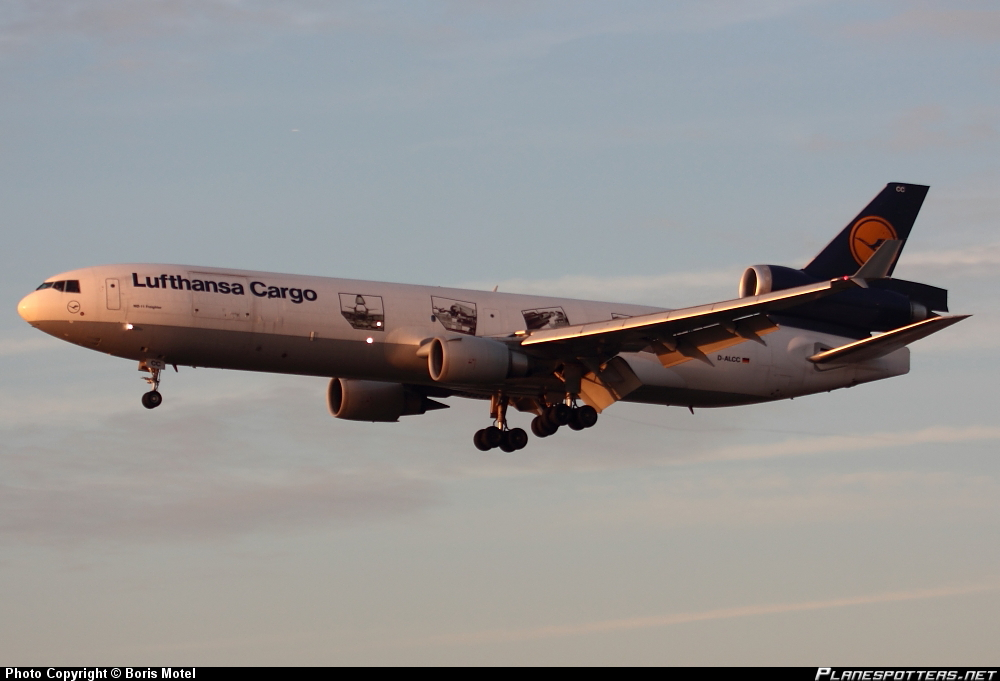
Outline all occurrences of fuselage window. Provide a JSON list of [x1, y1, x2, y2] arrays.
[[64, 280, 81, 293]]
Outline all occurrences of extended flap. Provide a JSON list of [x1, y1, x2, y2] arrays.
[[653, 314, 779, 369], [578, 356, 643, 412]]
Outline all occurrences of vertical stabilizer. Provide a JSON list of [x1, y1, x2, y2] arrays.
[[803, 183, 929, 279]]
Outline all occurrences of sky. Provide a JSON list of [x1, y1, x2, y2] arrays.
[[1, 0, 998, 665]]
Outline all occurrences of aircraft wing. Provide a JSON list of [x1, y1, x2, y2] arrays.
[[519, 277, 861, 368], [808, 314, 970, 364]]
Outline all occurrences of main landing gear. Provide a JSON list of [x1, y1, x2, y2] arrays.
[[530, 402, 598, 438], [474, 394, 528, 452], [472, 394, 599, 452], [139, 359, 167, 409]]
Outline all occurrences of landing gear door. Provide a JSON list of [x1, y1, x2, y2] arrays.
[[106, 278, 121, 310]]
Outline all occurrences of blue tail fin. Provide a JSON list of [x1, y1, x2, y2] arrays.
[[803, 183, 929, 279]]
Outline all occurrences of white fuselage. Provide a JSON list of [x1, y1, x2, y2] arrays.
[[17, 264, 909, 409]]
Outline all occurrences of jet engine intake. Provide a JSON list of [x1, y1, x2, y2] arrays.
[[739, 265, 818, 298], [428, 335, 530, 384], [327, 378, 443, 422]]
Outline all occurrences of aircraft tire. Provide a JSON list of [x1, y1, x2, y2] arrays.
[[483, 426, 503, 449], [473, 429, 492, 451], [549, 404, 573, 426], [577, 405, 598, 428], [141, 390, 163, 410], [498, 431, 517, 453], [531, 415, 556, 438], [568, 411, 586, 430], [508, 428, 528, 450]]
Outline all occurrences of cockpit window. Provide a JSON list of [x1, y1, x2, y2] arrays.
[[35, 280, 81, 292]]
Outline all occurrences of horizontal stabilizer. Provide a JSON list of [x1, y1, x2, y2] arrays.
[[871, 278, 948, 312], [808, 315, 969, 364]]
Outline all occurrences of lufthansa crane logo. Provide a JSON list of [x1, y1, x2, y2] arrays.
[[849, 216, 897, 265]]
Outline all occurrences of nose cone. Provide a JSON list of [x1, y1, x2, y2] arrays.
[[18, 291, 40, 323]]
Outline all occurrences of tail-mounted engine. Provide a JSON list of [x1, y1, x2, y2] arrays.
[[739, 265, 816, 298]]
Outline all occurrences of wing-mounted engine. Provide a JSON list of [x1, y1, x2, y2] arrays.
[[426, 335, 531, 384], [327, 378, 448, 422]]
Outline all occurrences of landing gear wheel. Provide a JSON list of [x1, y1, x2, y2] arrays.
[[473, 429, 492, 451], [531, 415, 558, 438], [482, 425, 503, 449], [498, 431, 517, 453], [576, 405, 598, 428], [548, 404, 573, 426], [508, 427, 528, 450], [141, 390, 163, 410], [568, 413, 586, 430]]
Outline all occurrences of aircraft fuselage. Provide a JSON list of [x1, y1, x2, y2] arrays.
[[17, 264, 908, 410]]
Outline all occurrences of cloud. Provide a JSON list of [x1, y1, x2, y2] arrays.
[[0, 382, 442, 545], [880, 106, 998, 153], [461, 269, 738, 306], [0, 471, 436, 544], [798, 106, 999, 155], [846, 7, 1000, 43], [0, 0, 356, 55], [903, 243, 1000, 271], [417, 580, 1000, 645], [703, 425, 1000, 463], [460, 241, 999, 308], [0, 336, 62, 357], [0, 0, 826, 58]]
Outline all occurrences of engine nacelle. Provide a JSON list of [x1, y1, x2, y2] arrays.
[[327, 378, 435, 422], [427, 335, 530, 384], [739, 265, 818, 298]]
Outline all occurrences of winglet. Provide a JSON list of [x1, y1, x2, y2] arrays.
[[852, 239, 904, 286]]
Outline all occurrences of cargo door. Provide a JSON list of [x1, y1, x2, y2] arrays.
[[105, 279, 121, 310]]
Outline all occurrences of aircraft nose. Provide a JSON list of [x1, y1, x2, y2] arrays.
[[17, 291, 40, 323]]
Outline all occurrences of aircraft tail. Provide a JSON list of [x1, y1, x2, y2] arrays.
[[803, 183, 929, 279]]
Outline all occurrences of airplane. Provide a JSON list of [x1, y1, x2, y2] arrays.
[[17, 183, 968, 452]]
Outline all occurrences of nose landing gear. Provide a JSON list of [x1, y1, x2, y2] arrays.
[[139, 359, 166, 409]]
